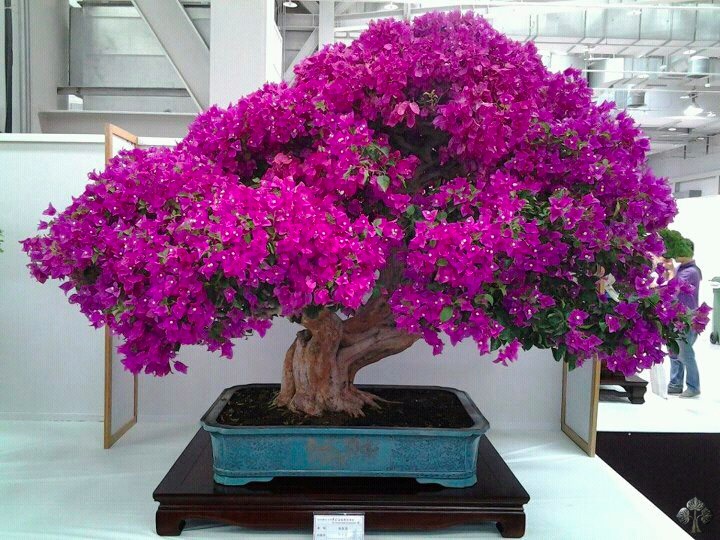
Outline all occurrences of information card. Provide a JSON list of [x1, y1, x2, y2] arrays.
[[313, 513, 365, 540]]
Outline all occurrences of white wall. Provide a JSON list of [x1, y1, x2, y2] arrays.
[[0, 137, 562, 431], [648, 136, 720, 189], [0, 137, 105, 420], [647, 136, 720, 315], [140, 321, 563, 431], [673, 195, 720, 313]]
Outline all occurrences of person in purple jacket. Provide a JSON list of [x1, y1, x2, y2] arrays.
[[668, 239, 702, 398]]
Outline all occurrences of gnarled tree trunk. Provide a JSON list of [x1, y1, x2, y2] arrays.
[[274, 297, 419, 417]]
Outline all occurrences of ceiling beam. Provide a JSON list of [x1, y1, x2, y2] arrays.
[[299, 1, 318, 15], [132, 0, 209, 110], [284, 28, 319, 82]]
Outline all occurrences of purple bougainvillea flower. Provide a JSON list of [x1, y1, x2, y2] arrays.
[[605, 314, 622, 333], [493, 339, 521, 366], [616, 302, 639, 320], [174, 361, 188, 374], [568, 309, 589, 329]]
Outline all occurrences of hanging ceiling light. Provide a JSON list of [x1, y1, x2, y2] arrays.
[[384, 2, 399, 10], [283, 1, 298, 8], [683, 94, 703, 116]]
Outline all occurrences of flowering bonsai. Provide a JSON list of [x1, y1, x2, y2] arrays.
[[23, 12, 709, 417]]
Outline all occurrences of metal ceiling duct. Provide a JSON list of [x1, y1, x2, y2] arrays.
[[627, 91, 646, 108], [688, 56, 710, 79]]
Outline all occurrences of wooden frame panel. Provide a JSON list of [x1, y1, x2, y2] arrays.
[[561, 358, 601, 457], [103, 124, 139, 449]]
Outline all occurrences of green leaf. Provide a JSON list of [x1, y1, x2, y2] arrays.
[[377, 174, 391, 192], [314, 100, 327, 111], [667, 339, 680, 357], [440, 306, 454, 322], [405, 205, 416, 216], [372, 218, 383, 236], [436, 258, 448, 267], [551, 344, 567, 362], [566, 356, 577, 371]]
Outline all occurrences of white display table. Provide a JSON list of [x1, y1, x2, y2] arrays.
[[0, 421, 688, 539]]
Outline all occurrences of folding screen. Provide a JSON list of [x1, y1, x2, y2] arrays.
[[103, 124, 139, 449], [561, 359, 601, 456]]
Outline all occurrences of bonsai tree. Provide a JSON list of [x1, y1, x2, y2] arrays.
[[23, 12, 709, 417]]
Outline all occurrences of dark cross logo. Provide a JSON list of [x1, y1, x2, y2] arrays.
[[677, 497, 712, 534]]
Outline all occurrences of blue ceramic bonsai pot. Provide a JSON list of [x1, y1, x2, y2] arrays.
[[200, 384, 490, 488]]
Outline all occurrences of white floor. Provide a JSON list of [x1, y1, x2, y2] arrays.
[[0, 421, 689, 539], [598, 339, 720, 432]]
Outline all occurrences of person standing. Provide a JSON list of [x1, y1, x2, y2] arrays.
[[667, 240, 702, 398]]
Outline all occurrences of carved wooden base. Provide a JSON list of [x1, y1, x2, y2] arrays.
[[153, 429, 529, 538], [600, 367, 648, 404]]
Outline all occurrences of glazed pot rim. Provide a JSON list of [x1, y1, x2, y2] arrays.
[[200, 383, 490, 435]]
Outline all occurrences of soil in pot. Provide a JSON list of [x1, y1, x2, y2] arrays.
[[216, 385, 475, 429]]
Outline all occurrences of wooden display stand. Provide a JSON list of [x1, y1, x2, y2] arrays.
[[154, 429, 530, 538], [600, 365, 648, 404]]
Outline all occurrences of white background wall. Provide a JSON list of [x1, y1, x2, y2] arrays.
[[673, 195, 720, 312], [140, 322, 563, 431], [0, 137, 562, 430], [0, 138, 106, 419], [649, 139, 720, 313], [648, 137, 720, 192]]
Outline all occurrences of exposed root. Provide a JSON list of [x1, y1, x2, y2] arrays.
[[276, 307, 418, 417]]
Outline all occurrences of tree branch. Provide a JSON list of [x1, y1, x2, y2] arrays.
[[338, 327, 419, 376]]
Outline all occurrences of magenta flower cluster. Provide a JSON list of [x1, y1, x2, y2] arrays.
[[23, 12, 707, 376]]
